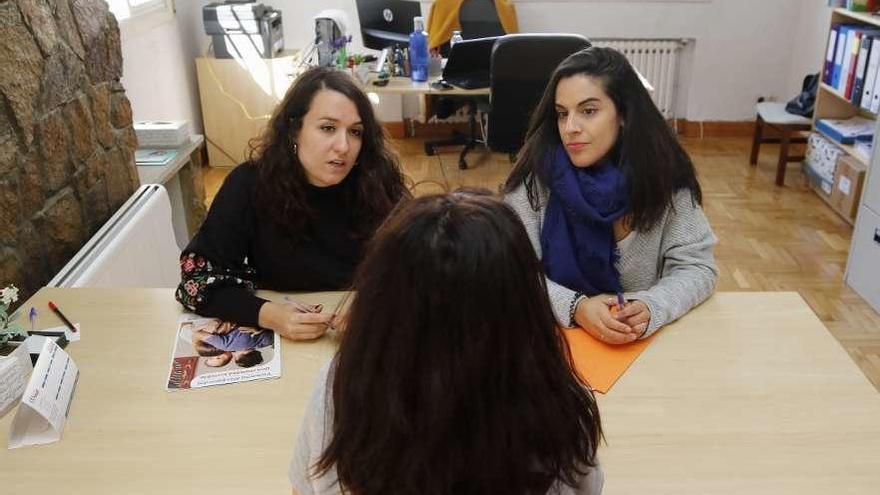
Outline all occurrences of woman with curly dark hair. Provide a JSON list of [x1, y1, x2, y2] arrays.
[[176, 67, 409, 340], [290, 190, 603, 495]]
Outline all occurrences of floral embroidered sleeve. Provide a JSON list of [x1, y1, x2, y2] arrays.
[[174, 163, 268, 327], [175, 252, 254, 311], [174, 252, 267, 327]]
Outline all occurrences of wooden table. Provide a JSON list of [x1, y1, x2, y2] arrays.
[[2, 289, 879, 494], [598, 291, 880, 494], [363, 73, 491, 96]]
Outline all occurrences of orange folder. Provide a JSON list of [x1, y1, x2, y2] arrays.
[[562, 327, 657, 394]]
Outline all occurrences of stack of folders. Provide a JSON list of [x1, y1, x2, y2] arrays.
[[135, 149, 179, 167], [815, 116, 875, 144], [825, 23, 880, 112]]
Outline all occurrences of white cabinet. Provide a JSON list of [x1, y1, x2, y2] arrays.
[[846, 206, 880, 310], [845, 117, 880, 311], [863, 148, 880, 214]]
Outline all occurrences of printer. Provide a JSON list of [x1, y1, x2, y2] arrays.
[[203, 2, 284, 59]]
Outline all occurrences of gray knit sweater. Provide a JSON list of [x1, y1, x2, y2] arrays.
[[504, 182, 718, 337]]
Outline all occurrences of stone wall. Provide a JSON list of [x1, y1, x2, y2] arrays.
[[0, 0, 139, 304]]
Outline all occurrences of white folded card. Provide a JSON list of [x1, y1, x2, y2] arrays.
[[8, 339, 79, 449], [39, 323, 81, 342], [0, 345, 33, 419]]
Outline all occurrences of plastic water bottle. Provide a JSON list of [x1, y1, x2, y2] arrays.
[[450, 30, 463, 47], [409, 16, 429, 82]]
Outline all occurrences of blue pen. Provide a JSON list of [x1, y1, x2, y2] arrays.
[[616, 292, 626, 312], [28, 307, 37, 333]]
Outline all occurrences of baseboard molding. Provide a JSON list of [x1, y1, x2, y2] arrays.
[[412, 121, 473, 139], [677, 120, 756, 138], [388, 119, 759, 140], [383, 122, 406, 139]]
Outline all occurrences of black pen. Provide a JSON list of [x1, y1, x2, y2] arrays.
[[48, 300, 78, 333]]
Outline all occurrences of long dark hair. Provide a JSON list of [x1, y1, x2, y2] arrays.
[[503, 46, 702, 232], [250, 67, 408, 238], [316, 189, 602, 495]]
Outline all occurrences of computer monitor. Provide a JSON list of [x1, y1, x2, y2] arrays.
[[442, 36, 499, 89], [355, 0, 421, 50]]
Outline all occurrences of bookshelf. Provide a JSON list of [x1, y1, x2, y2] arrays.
[[815, 9, 880, 166], [809, 8, 880, 224]]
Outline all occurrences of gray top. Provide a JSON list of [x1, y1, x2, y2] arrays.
[[504, 182, 718, 336], [289, 361, 604, 495]]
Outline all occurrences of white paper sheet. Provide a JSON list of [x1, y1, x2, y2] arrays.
[[37, 323, 81, 342], [8, 339, 79, 449], [0, 345, 33, 419]]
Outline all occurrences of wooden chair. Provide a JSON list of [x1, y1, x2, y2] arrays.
[[749, 101, 812, 186]]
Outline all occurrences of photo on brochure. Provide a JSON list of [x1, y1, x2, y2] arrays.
[[166, 314, 281, 390]]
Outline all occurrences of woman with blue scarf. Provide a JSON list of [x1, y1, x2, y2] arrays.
[[504, 47, 717, 344]]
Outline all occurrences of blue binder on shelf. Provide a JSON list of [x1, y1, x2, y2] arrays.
[[815, 117, 875, 144]]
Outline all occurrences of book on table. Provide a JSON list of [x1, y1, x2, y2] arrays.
[[166, 315, 281, 390], [135, 148, 179, 166]]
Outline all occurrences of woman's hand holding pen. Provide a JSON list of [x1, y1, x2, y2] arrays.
[[573, 295, 638, 345], [614, 300, 651, 339], [258, 301, 333, 341]]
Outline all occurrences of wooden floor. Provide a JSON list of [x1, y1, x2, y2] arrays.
[[204, 136, 880, 391]]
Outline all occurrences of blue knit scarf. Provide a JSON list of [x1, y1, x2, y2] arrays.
[[540, 145, 629, 296]]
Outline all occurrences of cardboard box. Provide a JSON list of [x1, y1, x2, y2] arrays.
[[134, 120, 191, 148], [830, 155, 867, 220], [805, 132, 842, 185], [802, 159, 834, 201]]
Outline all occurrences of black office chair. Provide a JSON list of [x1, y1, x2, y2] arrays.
[[460, 0, 506, 39], [487, 34, 591, 157], [424, 0, 507, 170]]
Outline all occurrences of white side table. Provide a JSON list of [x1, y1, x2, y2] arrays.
[[136, 134, 205, 249]]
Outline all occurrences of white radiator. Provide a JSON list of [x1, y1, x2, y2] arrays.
[[592, 39, 686, 119], [49, 184, 181, 288]]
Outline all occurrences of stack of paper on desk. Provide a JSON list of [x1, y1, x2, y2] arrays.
[[563, 327, 656, 393]]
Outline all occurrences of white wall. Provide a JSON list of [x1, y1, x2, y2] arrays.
[[268, 0, 832, 121], [787, 0, 833, 99], [119, 1, 210, 133], [263, 0, 376, 54], [510, 0, 832, 121], [119, 0, 833, 125]]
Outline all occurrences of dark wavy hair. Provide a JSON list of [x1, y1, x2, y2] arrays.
[[503, 46, 702, 232], [316, 189, 602, 495], [249, 67, 408, 238]]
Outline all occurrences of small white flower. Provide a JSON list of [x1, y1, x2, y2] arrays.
[[0, 285, 19, 305]]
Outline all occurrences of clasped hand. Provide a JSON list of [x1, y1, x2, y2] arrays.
[[573, 295, 651, 345]]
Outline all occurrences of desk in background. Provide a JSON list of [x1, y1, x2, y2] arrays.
[[195, 51, 300, 169], [3, 289, 878, 494], [364, 73, 490, 96], [364, 73, 489, 144], [195, 51, 478, 164]]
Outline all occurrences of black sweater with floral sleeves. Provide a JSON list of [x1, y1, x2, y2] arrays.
[[175, 163, 364, 326]]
